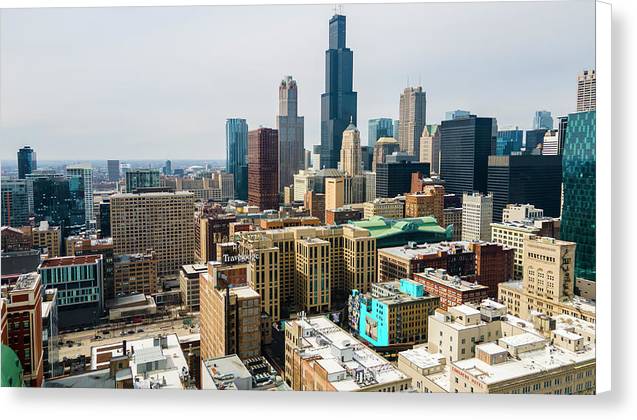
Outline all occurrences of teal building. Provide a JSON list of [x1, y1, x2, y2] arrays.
[[560, 111, 596, 280]]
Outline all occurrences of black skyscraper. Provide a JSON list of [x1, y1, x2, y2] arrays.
[[439, 115, 496, 196], [487, 154, 562, 222], [17, 146, 37, 179], [320, 14, 357, 169], [525, 129, 548, 152], [376, 160, 430, 199]]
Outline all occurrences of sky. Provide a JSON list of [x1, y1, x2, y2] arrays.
[[0, 1, 595, 160]]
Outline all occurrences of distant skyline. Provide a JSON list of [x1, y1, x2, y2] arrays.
[[0, 1, 595, 160]]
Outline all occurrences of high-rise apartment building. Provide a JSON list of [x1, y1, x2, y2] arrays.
[[439, 115, 497, 195], [419, 124, 440, 174], [248, 128, 279, 211], [1, 178, 29, 227], [295, 237, 331, 314], [226, 118, 249, 199], [320, 14, 357, 169], [339, 123, 362, 176], [125, 169, 160, 193], [462, 192, 493, 241], [110, 191, 195, 278], [533, 110, 554, 130], [1, 272, 44, 387], [560, 111, 596, 280], [576, 69, 596, 112], [17, 146, 37, 180], [398, 86, 427, 159], [107, 159, 120, 182], [277, 76, 305, 191], [66, 164, 94, 223], [368, 118, 393, 148], [199, 262, 261, 361], [487, 154, 562, 222]]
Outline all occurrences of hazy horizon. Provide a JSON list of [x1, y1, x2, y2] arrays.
[[0, 1, 595, 160]]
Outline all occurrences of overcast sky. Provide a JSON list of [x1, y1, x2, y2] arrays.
[[0, 1, 595, 160]]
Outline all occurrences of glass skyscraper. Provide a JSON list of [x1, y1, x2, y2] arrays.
[[533, 110, 554, 130], [17, 146, 37, 179], [1, 178, 29, 227], [496, 128, 523, 156], [125, 168, 160, 192], [560, 110, 596, 281], [31, 173, 86, 238], [368, 118, 393, 148], [320, 14, 357, 169], [226, 118, 249, 198]]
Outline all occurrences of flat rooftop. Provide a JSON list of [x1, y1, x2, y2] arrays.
[[400, 347, 445, 370], [379, 241, 471, 260], [40, 255, 101, 268], [291, 316, 408, 391]]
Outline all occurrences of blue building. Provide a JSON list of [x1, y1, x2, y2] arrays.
[[445, 110, 471, 121], [525, 129, 548, 153], [495, 128, 523, 156], [17, 146, 37, 179], [29, 173, 86, 238], [560, 111, 596, 281], [226, 118, 249, 198], [533, 110, 554, 130], [320, 14, 357, 169], [348, 279, 440, 347], [1, 178, 29, 227], [368, 118, 394, 148]]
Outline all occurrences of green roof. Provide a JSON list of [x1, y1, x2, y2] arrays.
[[1, 344, 24, 387], [350, 216, 450, 239]]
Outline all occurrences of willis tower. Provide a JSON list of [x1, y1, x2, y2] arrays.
[[320, 14, 357, 169]]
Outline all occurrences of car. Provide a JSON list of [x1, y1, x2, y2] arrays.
[[94, 335, 102, 340], [137, 329, 144, 333], [67, 343, 73, 347], [127, 330, 135, 335]]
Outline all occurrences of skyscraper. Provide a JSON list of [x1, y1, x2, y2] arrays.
[[576, 69, 596, 112], [525, 129, 548, 152], [487, 154, 562, 222], [398, 86, 427, 159], [445, 110, 471, 121], [320, 14, 357, 169], [439, 115, 497, 196], [163, 160, 173, 175], [368, 118, 393, 148], [65, 164, 94, 223], [419, 124, 440, 174], [125, 168, 160, 192], [277, 76, 305, 191], [533, 110, 554, 130], [1, 178, 29, 227], [339, 122, 361, 176], [110, 191, 195, 277], [107, 159, 120, 182], [17, 146, 37, 179], [376, 156, 429, 199], [560, 110, 596, 280], [30, 173, 86, 238], [226, 118, 249, 198], [461, 192, 493, 242], [248, 128, 279, 211], [495, 128, 523, 156]]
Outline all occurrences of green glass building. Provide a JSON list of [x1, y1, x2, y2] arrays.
[[560, 111, 595, 280]]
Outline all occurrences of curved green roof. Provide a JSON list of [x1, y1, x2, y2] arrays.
[[350, 216, 452, 247], [1, 344, 24, 387]]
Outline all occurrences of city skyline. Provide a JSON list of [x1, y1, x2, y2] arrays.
[[0, 1, 594, 160]]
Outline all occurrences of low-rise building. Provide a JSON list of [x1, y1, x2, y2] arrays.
[[201, 354, 290, 391], [31, 221, 61, 257], [363, 198, 404, 219], [348, 279, 440, 346], [113, 252, 158, 297], [413, 268, 489, 310], [284, 315, 411, 392]]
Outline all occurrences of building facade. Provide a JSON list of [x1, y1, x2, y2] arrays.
[[248, 128, 279, 211], [277, 76, 305, 191]]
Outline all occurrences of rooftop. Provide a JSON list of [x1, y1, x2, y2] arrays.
[[39, 255, 102, 268], [290, 316, 408, 391], [379, 241, 471, 260]]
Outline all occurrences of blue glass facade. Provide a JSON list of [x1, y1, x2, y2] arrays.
[[495, 128, 523, 156], [368, 118, 393, 148], [560, 111, 596, 280], [1, 179, 29, 227], [17, 146, 36, 179], [226, 118, 248, 198], [320, 15, 357, 169], [30, 174, 86, 238]]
